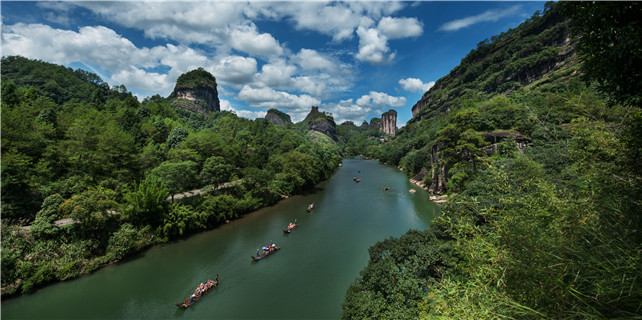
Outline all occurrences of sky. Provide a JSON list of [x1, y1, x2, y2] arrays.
[[1, 1, 546, 127]]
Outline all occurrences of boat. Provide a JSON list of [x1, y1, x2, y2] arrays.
[[307, 203, 314, 212], [252, 244, 280, 261], [355, 179, 362, 183], [175, 278, 220, 308], [283, 221, 298, 233]]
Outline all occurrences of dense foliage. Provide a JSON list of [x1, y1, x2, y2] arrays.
[[1, 58, 341, 295], [343, 2, 641, 318], [174, 67, 217, 88]]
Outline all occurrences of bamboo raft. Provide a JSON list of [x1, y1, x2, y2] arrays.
[[251, 245, 280, 261], [175, 279, 220, 308], [283, 222, 298, 233]]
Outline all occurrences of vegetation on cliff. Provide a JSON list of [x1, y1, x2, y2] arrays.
[[174, 67, 217, 88], [343, 2, 641, 318]]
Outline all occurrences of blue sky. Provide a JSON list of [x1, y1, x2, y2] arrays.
[[1, 1, 546, 126]]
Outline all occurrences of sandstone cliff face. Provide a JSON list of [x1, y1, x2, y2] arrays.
[[423, 132, 532, 194], [380, 110, 397, 136], [170, 68, 220, 114], [265, 109, 292, 126], [303, 106, 338, 141], [172, 84, 220, 114]]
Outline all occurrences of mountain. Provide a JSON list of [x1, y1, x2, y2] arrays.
[[300, 106, 338, 142], [265, 109, 292, 126], [411, 5, 573, 123], [169, 67, 220, 114]]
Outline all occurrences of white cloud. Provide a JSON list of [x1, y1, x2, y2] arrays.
[[253, 59, 297, 88], [439, 5, 522, 31], [237, 85, 320, 112], [355, 26, 394, 65], [323, 99, 373, 124], [377, 17, 423, 39], [110, 67, 170, 94], [399, 78, 435, 93], [356, 91, 406, 108], [291, 76, 324, 97], [210, 55, 257, 85], [229, 24, 284, 57], [292, 49, 338, 73]]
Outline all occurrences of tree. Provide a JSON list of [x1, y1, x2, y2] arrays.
[[149, 160, 199, 197], [167, 126, 188, 149], [124, 176, 169, 226], [559, 1, 642, 107], [200, 156, 233, 186]]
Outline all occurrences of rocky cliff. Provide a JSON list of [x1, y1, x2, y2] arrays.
[[265, 109, 292, 126], [170, 68, 220, 114], [366, 110, 397, 136], [303, 106, 337, 141], [410, 9, 573, 122], [419, 131, 533, 194], [380, 110, 397, 136]]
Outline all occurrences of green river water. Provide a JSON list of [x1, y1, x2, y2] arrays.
[[1, 159, 439, 319]]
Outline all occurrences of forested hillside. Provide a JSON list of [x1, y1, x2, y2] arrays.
[[1, 57, 341, 295], [343, 2, 641, 318]]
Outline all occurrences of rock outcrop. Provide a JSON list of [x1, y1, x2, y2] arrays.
[[265, 109, 292, 126], [303, 106, 337, 141], [424, 131, 532, 194], [366, 110, 397, 136], [170, 68, 220, 114], [360, 121, 369, 130], [380, 110, 397, 136]]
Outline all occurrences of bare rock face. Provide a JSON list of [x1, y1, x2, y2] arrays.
[[367, 110, 397, 136], [170, 68, 220, 114], [265, 109, 292, 126], [380, 110, 397, 136], [303, 106, 338, 141], [427, 131, 532, 194]]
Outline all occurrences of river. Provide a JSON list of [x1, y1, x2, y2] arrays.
[[1, 159, 439, 319]]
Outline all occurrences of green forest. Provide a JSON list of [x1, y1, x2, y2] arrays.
[[1, 58, 342, 295], [342, 2, 641, 319], [1, 1, 640, 318]]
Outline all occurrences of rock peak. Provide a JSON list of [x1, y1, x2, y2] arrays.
[[170, 68, 220, 114]]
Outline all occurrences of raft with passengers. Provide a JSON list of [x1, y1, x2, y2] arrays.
[[306, 203, 314, 212], [252, 242, 280, 261], [283, 219, 297, 233], [176, 275, 220, 308]]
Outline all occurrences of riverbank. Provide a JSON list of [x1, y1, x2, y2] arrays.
[[1, 159, 439, 319], [2, 161, 343, 299]]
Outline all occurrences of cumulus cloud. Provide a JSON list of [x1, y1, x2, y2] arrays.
[[355, 26, 394, 65], [237, 85, 320, 111], [323, 99, 374, 124], [111, 67, 171, 94], [210, 55, 257, 85], [292, 49, 338, 73], [399, 77, 435, 93], [356, 91, 406, 108], [377, 17, 423, 39], [253, 59, 297, 89], [229, 24, 284, 57], [439, 5, 522, 31]]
